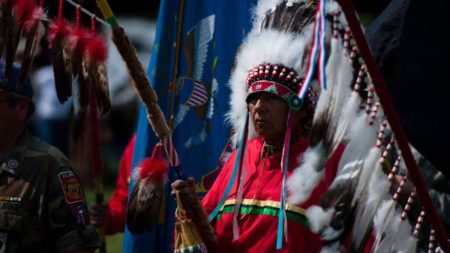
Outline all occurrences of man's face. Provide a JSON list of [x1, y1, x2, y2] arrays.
[[247, 92, 289, 144], [0, 93, 27, 141], [0, 93, 16, 138]]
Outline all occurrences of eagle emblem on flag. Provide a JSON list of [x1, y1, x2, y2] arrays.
[[173, 15, 218, 148]]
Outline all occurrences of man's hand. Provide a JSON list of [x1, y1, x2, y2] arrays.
[[88, 203, 109, 228], [171, 177, 198, 212]]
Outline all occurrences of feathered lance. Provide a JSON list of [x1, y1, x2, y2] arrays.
[[335, 0, 450, 251], [95, 0, 217, 250], [17, 0, 44, 85], [89, 80, 107, 253], [86, 15, 110, 253], [4, 0, 21, 78]]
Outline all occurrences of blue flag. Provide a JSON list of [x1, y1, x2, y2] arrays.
[[123, 0, 257, 252]]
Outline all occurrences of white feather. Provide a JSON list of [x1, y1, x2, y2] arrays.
[[329, 42, 354, 153], [306, 205, 334, 233], [251, 0, 284, 32], [335, 90, 361, 143], [373, 200, 396, 250], [320, 242, 341, 253], [352, 145, 382, 206], [328, 159, 362, 189], [337, 111, 376, 175], [313, 40, 338, 121], [392, 220, 413, 252], [321, 226, 343, 241], [367, 163, 390, 204], [353, 162, 390, 248], [399, 236, 418, 253], [374, 210, 402, 253], [287, 142, 325, 204]]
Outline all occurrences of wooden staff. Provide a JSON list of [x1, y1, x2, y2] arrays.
[[95, 0, 171, 139], [335, 0, 450, 251]]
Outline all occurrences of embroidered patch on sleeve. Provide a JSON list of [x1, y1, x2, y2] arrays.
[[59, 171, 84, 204]]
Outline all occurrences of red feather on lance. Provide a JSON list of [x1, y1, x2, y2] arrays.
[[126, 143, 168, 234], [69, 25, 91, 111], [1, 0, 43, 83], [47, 0, 73, 103], [16, 0, 44, 85], [85, 28, 111, 114], [3, 0, 21, 78]]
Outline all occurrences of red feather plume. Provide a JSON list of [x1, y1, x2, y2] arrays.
[[13, 0, 39, 31], [47, 19, 73, 103], [86, 33, 108, 62], [126, 144, 169, 234], [47, 19, 72, 46], [69, 26, 91, 55], [137, 144, 168, 184], [85, 32, 111, 114]]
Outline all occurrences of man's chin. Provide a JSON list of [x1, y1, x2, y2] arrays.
[[255, 129, 271, 139]]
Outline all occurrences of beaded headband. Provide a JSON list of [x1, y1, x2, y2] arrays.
[[246, 63, 303, 105]]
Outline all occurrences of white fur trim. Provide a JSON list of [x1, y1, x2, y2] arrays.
[[306, 205, 334, 233], [287, 142, 325, 204]]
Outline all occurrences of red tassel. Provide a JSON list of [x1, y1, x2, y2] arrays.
[[138, 144, 168, 184], [69, 27, 91, 55], [47, 19, 73, 103], [47, 19, 72, 47], [13, 0, 39, 32], [86, 33, 108, 62]]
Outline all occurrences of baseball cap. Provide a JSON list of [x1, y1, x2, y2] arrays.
[[0, 60, 34, 98]]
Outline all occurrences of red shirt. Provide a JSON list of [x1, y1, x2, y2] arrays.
[[202, 137, 344, 252], [105, 134, 135, 234]]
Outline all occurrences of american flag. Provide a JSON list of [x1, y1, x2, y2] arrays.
[[163, 136, 179, 167], [186, 81, 209, 107]]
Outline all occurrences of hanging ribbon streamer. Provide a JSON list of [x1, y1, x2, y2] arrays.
[[297, 0, 322, 99], [317, 0, 327, 90], [208, 115, 249, 221], [276, 111, 294, 249]]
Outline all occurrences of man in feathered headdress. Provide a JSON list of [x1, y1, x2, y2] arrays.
[[171, 1, 345, 252]]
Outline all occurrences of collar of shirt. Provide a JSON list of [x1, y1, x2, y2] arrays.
[[251, 137, 309, 170], [0, 131, 28, 176]]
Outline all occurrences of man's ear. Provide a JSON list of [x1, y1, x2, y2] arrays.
[[14, 99, 30, 120]]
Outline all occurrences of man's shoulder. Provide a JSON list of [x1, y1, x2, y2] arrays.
[[22, 134, 71, 168]]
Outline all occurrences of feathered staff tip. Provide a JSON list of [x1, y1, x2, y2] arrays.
[[126, 144, 169, 234], [135, 144, 169, 184]]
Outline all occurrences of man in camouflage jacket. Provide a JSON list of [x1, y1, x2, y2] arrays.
[[0, 60, 100, 252]]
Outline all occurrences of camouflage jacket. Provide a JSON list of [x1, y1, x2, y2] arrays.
[[0, 131, 99, 252]]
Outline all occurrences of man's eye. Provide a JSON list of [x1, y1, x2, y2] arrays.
[[248, 98, 257, 104]]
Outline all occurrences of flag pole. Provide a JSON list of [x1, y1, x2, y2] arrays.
[[335, 0, 450, 251], [168, 0, 185, 128]]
